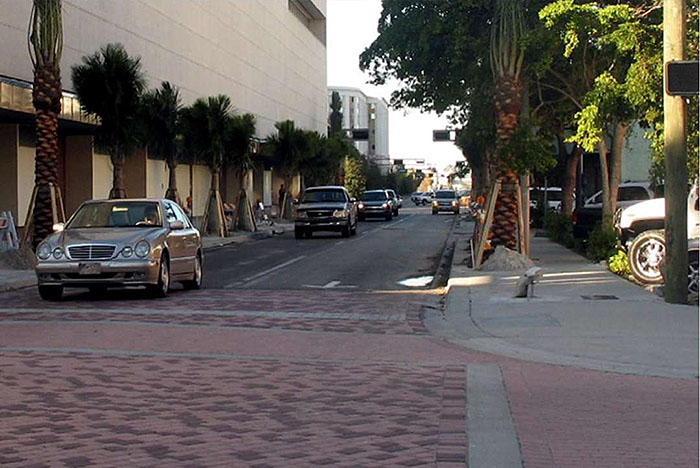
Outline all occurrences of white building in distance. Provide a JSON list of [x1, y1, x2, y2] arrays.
[[328, 86, 390, 173]]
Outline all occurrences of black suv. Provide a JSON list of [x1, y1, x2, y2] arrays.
[[358, 190, 393, 221], [294, 186, 358, 239]]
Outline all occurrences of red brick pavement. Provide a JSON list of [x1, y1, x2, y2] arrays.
[[0, 287, 697, 467]]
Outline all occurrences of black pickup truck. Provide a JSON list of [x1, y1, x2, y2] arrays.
[[573, 182, 656, 238]]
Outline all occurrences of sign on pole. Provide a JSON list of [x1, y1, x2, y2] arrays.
[[666, 60, 699, 96]]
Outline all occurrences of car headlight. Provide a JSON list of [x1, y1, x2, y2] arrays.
[[433, 200, 439, 206], [121, 246, 133, 258], [358, 203, 365, 210], [333, 210, 349, 218], [134, 240, 150, 258], [52, 247, 64, 259], [37, 242, 52, 260], [451, 200, 458, 206], [297, 211, 307, 219], [382, 203, 388, 209]]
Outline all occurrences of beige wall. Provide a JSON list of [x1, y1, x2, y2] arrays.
[[176, 164, 191, 203], [1, 1, 328, 137], [65, 135, 94, 216], [93, 153, 112, 200], [146, 159, 169, 199], [192, 165, 210, 217]]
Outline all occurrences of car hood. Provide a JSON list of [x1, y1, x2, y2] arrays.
[[618, 198, 664, 228], [57, 227, 164, 246], [297, 203, 347, 211]]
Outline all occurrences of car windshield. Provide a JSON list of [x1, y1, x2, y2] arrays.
[[66, 202, 162, 229], [436, 190, 456, 199], [361, 192, 387, 201], [301, 189, 346, 203]]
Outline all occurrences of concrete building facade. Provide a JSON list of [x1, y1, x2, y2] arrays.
[[0, 0, 326, 227]]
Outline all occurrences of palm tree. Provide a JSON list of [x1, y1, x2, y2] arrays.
[[28, 0, 64, 248], [489, 0, 526, 250], [226, 113, 256, 231], [266, 120, 309, 219], [142, 82, 182, 204], [71, 43, 145, 199], [181, 95, 232, 236]]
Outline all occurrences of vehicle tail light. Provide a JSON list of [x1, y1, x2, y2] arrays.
[[572, 212, 578, 224]]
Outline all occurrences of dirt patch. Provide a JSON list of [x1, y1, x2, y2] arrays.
[[0, 247, 36, 270], [479, 246, 535, 271]]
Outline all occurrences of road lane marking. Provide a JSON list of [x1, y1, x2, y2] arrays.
[[302, 280, 357, 289], [225, 255, 306, 287]]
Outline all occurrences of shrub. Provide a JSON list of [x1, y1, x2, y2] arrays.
[[586, 223, 618, 262], [608, 249, 631, 276], [543, 212, 574, 246]]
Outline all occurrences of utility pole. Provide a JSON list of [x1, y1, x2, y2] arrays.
[[663, 0, 688, 304]]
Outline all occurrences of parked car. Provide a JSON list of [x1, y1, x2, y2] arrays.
[[573, 181, 657, 238], [34, 198, 203, 301], [616, 185, 699, 287], [432, 189, 460, 215], [529, 187, 566, 211], [385, 189, 400, 215], [294, 186, 358, 239], [358, 190, 393, 221]]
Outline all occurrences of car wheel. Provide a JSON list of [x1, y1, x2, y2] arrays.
[[432, 210, 437, 215], [342, 223, 351, 238], [358, 215, 365, 222], [350, 218, 357, 236], [38, 285, 63, 301], [148, 252, 170, 298], [688, 251, 699, 295], [394, 209, 399, 216], [182, 252, 203, 290], [385, 212, 392, 221], [304, 230, 313, 238], [628, 230, 666, 285], [295, 227, 303, 239]]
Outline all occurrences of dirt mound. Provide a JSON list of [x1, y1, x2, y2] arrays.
[[0, 247, 36, 270], [479, 246, 535, 271]]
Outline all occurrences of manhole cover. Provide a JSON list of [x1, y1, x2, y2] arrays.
[[581, 295, 619, 300]]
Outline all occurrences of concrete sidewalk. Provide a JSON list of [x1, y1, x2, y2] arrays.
[[0, 221, 292, 293], [425, 221, 699, 379]]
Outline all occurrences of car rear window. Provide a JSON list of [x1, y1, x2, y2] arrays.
[[301, 189, 347, 203], [361, 192, 387, 201], [436, 190, 456, 199]]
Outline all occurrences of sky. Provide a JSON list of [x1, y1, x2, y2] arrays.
[[326, 0, 465, 173]]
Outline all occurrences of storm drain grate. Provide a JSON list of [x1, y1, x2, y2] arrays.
[[581, 295, 619, 300]]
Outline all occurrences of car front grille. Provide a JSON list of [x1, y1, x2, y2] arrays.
[[68, 245, 117, 260], [307, 210, 334, 218]]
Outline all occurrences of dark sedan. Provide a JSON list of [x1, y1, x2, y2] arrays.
[[357, 190, 393, 221]]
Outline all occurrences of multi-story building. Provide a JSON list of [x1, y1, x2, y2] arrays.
[[0, 0, 327, 226], [328, 86, 390, 173]]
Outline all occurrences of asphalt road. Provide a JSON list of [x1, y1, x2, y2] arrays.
[[203, 205, 457, 291]]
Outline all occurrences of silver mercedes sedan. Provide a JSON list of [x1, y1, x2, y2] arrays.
[[35, 198, 202, 300]]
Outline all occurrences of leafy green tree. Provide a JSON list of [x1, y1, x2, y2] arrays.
[[72, 44, 146, 199], [539, 0, 664, 226], [141, 82, 182, 203], [344, 154, 366, 198], [181, 95, 232, 235], [28, 0, 64, 247], [267, 120, 309, 218]]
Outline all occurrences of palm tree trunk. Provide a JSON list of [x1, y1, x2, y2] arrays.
[[109, 149, 127, 199], [31, 64, 62, 248], [491, 76, 522, 250], [165, 159, 180, 204]]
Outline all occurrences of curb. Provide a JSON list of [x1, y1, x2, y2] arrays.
[[0, 276, 37, 293], [430, 215, 461, 289]]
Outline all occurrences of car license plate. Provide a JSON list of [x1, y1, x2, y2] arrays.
[[78, 263, 101, 275]]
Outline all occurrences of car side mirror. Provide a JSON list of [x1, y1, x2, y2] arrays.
[[169, 220, 185, 230], [52, 222, 64, 232]]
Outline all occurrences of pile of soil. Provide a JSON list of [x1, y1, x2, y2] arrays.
[[0, 247, 36, 270], [479, 246, 535, 271]]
